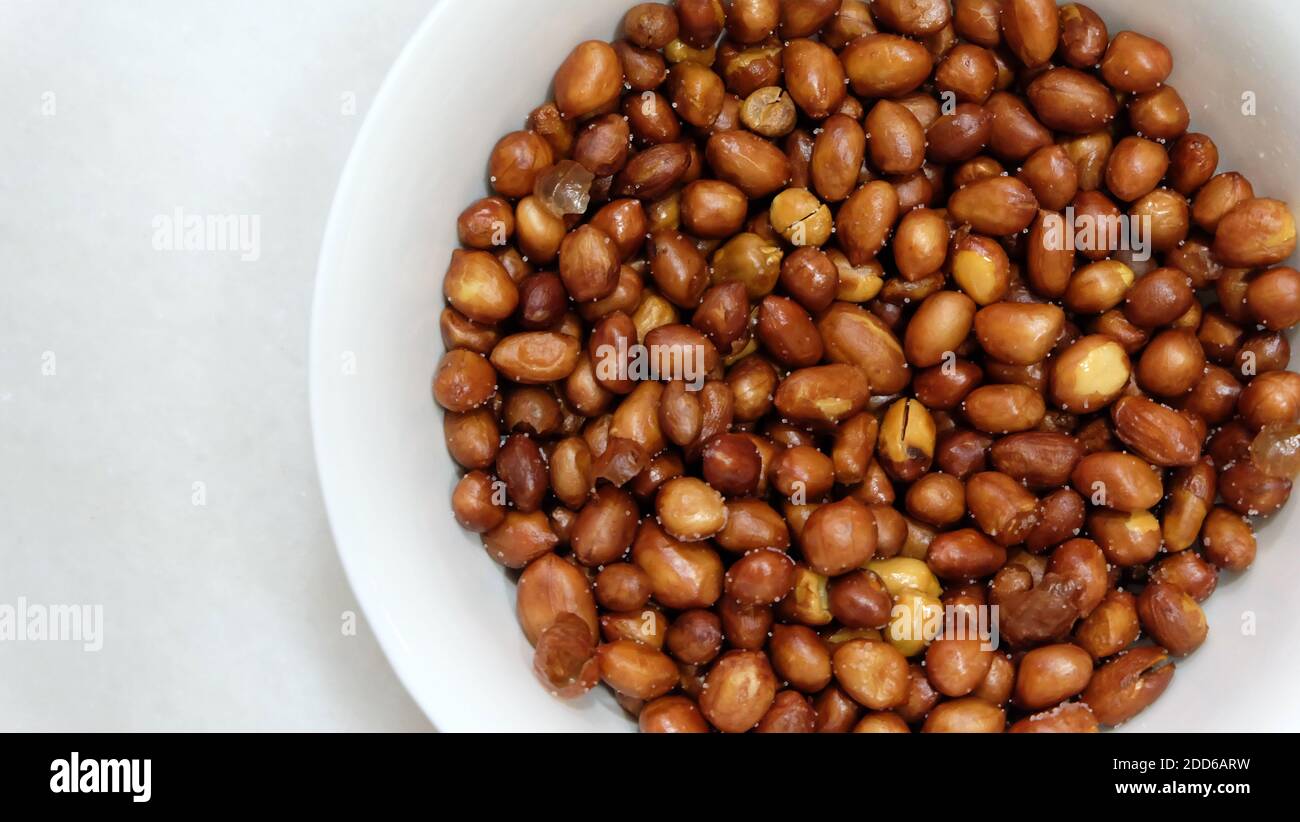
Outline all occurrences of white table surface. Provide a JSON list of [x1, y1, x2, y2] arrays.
[[0, 0, 436, 730]]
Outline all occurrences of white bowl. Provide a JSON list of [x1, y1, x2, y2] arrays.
[[312, 0, 1300, 731]]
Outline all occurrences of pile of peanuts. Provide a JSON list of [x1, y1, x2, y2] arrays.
[[434, 0, 1300, 733]]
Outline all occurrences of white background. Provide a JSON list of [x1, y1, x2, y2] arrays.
[[0, 0, 435, 729]]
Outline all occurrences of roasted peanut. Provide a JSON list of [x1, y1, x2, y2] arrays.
[[1111, 396, 1201, 468], [878, 398, 937, 481], [836, 180, 901, 266], [965, 471, 1039, 547], [1071, 452, 1163, 512], [769, 624, 833, 693], [615, 39, 669, 92], [1089, 509, 1161, 567], [1239, 371, 1300, 431], [925, 636, 994, 699], [866, 100, 926, 176], [928, 103, 992, 166], [1027, 68, 1117, 134], [1050, 335, 1131, 414], [681, 180, 748, 239], [1059, 2, 1108, 67], [833, 639, 909, 710], [1201, 506, 1257, 571], [1137, 581, 1208, 657], [1013, 643, 1093, 710], [491, 332, 581, 384], [632, 521, 723, 610], [614, 142, 692, 199], [1219, 460, 1292, 517], [935, 43, 996, 104], [774, 364, 872, 427], [948, 231, 1010, 305], [489, 131, 553, 198], [1065, 260, 1136, 315], [594, 563, 653, 613], [1044, 539, 1108, 620], [700, 650, 778, 732], [1150, 551, 1219, 603], [905, 472, 966, 528], [1247, 267, 1300, 331], [572, 485, 640, 566], [554, 41, 624, 119], [444, 249, 519, 325], [725, 0, 778, 43], [917, 362, 984, 412], [1075, 590, 1140, 660], [853, 712, 911, 733], [483, 510, 559, 569], [639, 695, 710, 733], [800, 498, 878, 577], [706, 131, 791, 198], [1001, 0, 1058, 68], [444, 408, 500, 470], [818, 303, 910, 395], [1026, 488, 1086, 553], [782, 38, 844, 119], [725, 548, 796, 607], [1082, 646, 1174, 726], [1161, 459, 1215, 552], [842, 33, 933, 98], [496, 433, 548, 512], [953, 0, 1000, 47], [1101, 31, 1172, 94], [905, 291, 976, 368], [1136, 329, 1205, 398], [534, 613, 600, 698], [1009, 702, 1100, 733], [654, 476, 727, 542], [921, 697, 1005, 732], [453, 470, 506, 534], [434, 349, 498, 413], [962, 384, 1046, 434], [596, 639, 678, 700], [987, 92, 1053, 161], [975, 302, 1063, 366], [755, 690, 817, 732], [712, 232, 784, 297], [990, 432, 1083, 490], [948, 176, 1038, 236], [517, 554, 599, 646]]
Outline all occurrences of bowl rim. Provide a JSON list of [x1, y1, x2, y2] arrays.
[[309, 0, 449, 729]]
